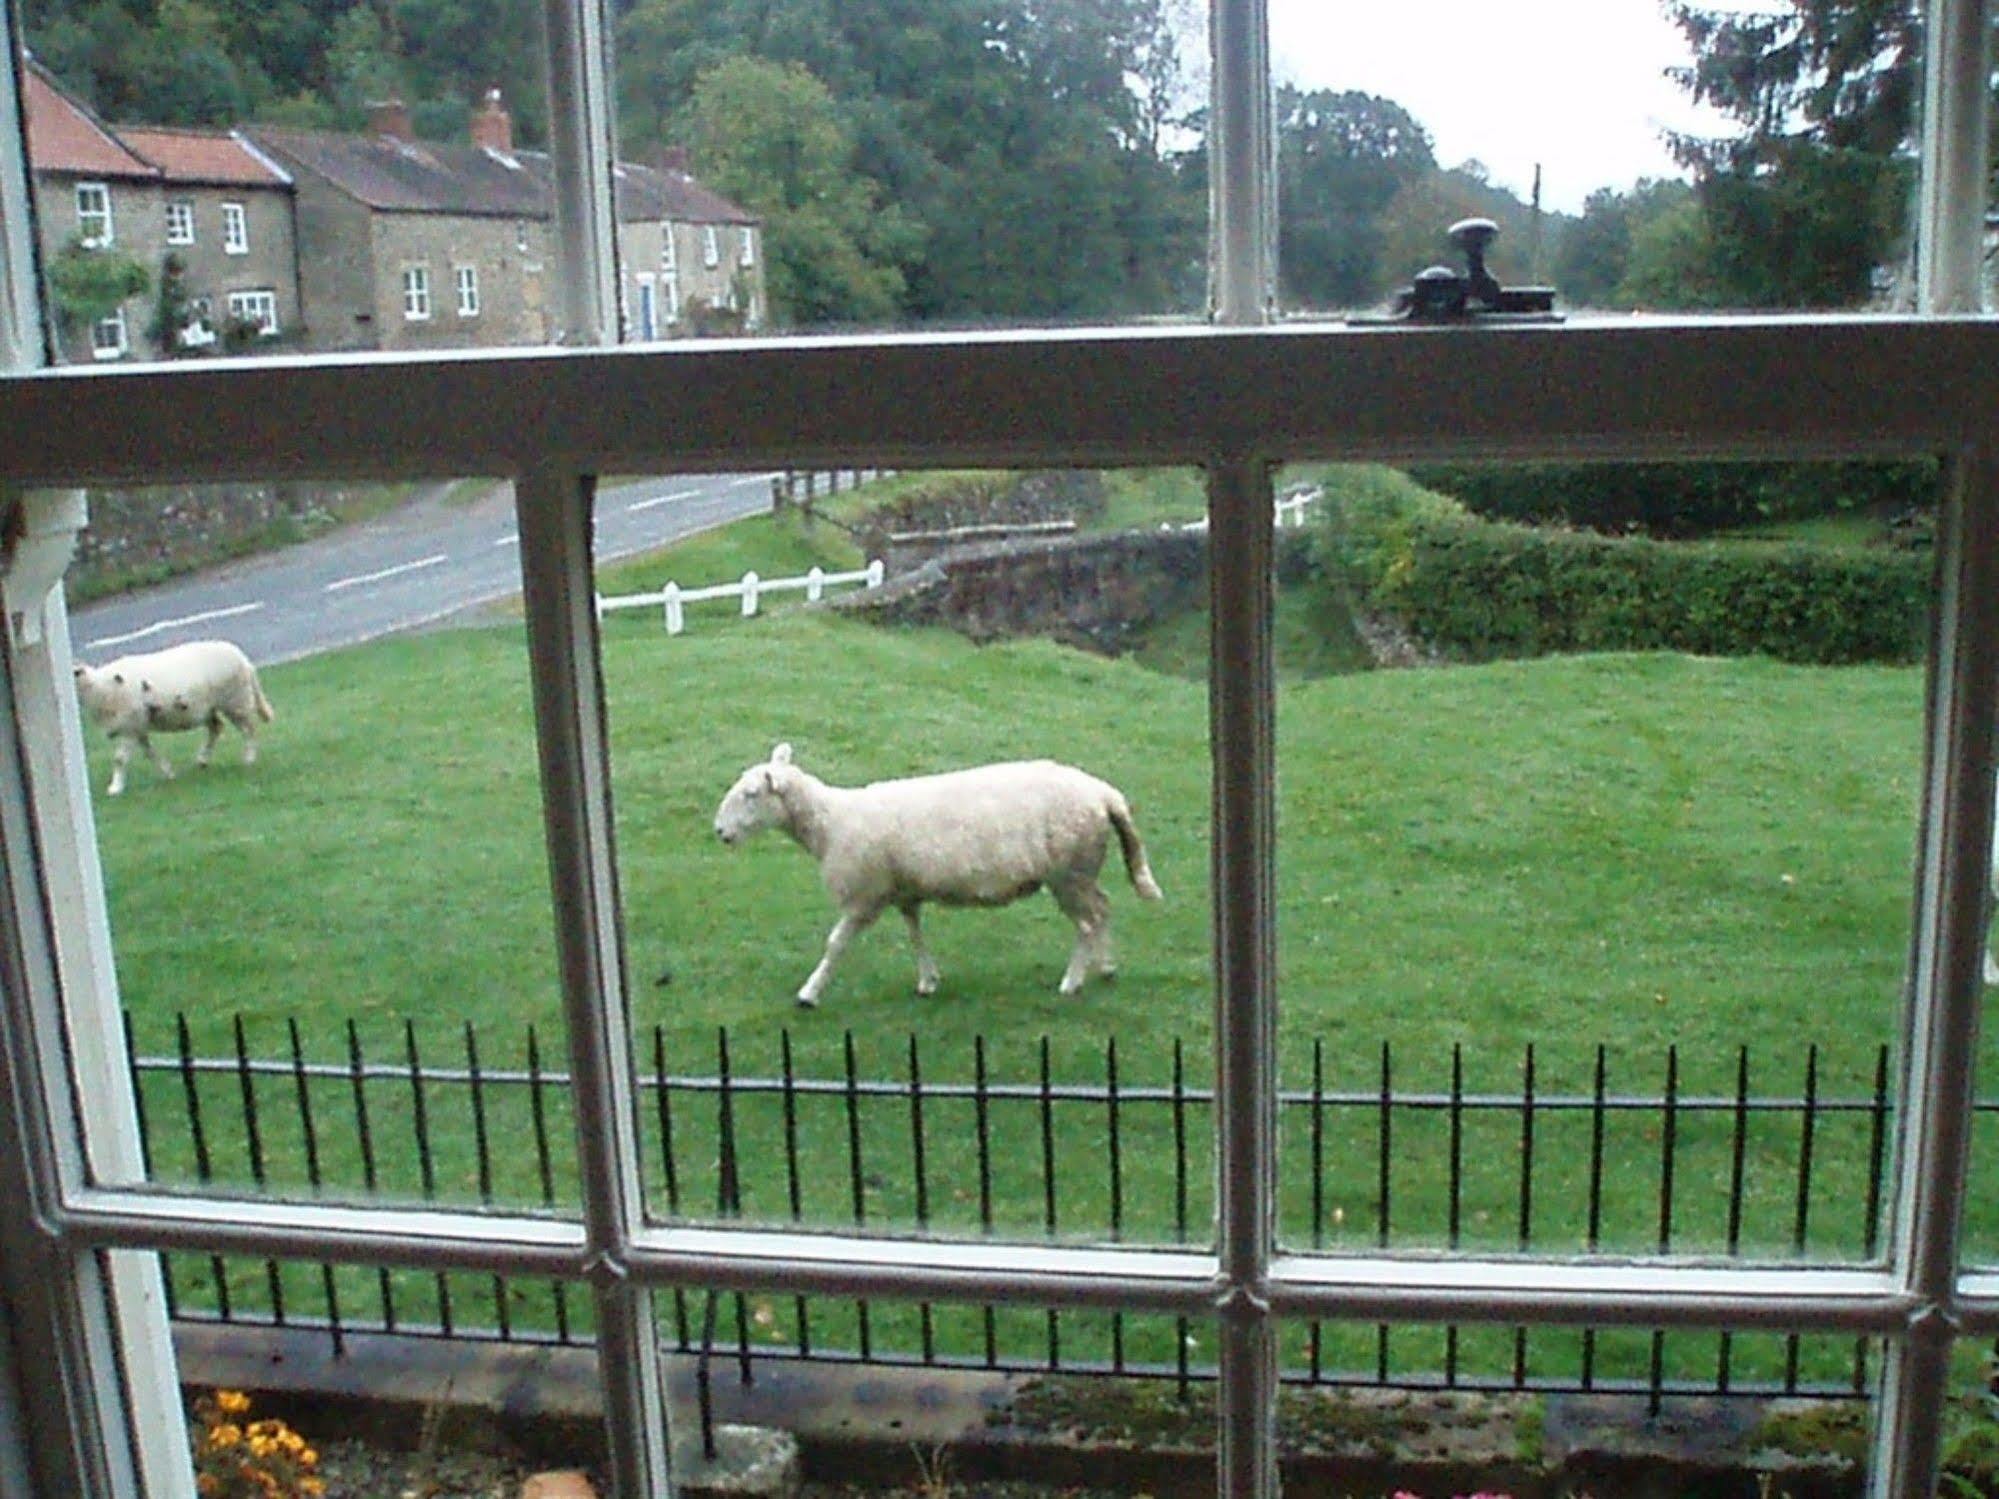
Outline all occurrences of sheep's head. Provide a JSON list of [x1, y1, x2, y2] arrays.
[[714, 742, 795, 845], [71, 663, 126, 720]]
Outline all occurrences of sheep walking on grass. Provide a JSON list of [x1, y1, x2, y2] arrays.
[[714, 742, 1163, 1006], [73, 639, 274, 796]]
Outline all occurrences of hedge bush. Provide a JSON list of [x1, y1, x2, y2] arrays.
[[1404, 459, 1939, 538], [1314, 478, 1931, 665]]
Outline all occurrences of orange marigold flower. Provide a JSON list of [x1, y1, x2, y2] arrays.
[[209, 1424, 242, 1447], [215, 1390, 251, 1415], [299, 1448, 317, 1466]]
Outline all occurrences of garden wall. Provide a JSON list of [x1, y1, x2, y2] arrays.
[[69, 481, 364, 600], [839, 528, 1209, 655]]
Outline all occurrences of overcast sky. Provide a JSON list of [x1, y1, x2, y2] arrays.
[[1267, 1, 1774, 215]]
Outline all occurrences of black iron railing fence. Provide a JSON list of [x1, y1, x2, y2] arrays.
[[126, 1013, 1936, 1409]]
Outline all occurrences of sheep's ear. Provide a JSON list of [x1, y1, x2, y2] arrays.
[[112, 673, 124, 685], [762, 769, 776, 792], [71, 665, 84, 678], [771, 742, 793, 766]]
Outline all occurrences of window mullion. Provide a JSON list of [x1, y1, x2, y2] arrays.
[[1209, 454, 1277, 1499], [542, 0, 620, 346], [1208, 0, 1274, 325], [1917, 0, 1994, 311], [1870, 447, 1999, 1498], [515, 466, 671, 1499]]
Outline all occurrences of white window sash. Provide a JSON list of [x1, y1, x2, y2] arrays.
[[165, 202, 193, 246], [221, 203, 247, 253], [73, 184, 110, 248], [456, 266, 479, 317]]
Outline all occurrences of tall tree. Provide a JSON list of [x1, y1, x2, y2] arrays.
[[676, 54, 922, 326], [1275, 87, 1435, 310], [1662, 1, 1919, 307]]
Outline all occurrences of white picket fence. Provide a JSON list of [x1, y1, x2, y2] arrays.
[[596, 558, 886, 635], [1163, 483, 1323, 534]]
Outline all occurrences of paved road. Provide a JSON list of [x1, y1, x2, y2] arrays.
[[69, 472, 784, 665]]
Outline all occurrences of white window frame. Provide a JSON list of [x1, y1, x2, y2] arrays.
[[1, 5, 1997, 1499], [402, 265, 431, 321], [73, 181, 111, 247], [739, 226, 754, 268], [164, 199, 194, 246], [224, 289, 278, 337], [701, 223, 719, 268], [87, 309, 125, 359], [220, 201, 247, 255], [455, 264, 480, 318]]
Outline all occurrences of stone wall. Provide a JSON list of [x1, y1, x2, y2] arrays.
[[839, 528, 1209, 656], [856, 470, 1107, 564], [70, 482, 356, 596]]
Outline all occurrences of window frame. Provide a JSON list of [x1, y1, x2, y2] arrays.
[[73, 180, 110, 247], [1, 4, 1996, 1499], [455, 264, 480, 318], [87, 308, 125, 359], [220, 201, 246, 255], [163, 199, 193, 246], [701, 223, 719, 267], [224, 288, 277, 337], [402, 264, 431, 321]]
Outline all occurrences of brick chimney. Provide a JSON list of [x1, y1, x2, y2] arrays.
[[367, 99, 412, 141], [472, 87, 512, 153]]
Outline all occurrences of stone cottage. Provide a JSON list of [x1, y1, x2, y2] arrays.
[[117, 125, 300, 352], [23, 60, 297, 363], [248, 93, 764, 352]]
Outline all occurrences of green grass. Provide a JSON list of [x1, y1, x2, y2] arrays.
[[87, 609, 1963, 1388]]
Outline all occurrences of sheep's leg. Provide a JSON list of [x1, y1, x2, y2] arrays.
[[900, 905, 940, 995], [140, 733, 173, 781], [197, 713, 224, 768], [798, 909, 875, 1008], [225, 706, 259, 764], [107, 738, 131, 796], [1050, 881, 1103, 996], [1081, 883, 1118, 978]]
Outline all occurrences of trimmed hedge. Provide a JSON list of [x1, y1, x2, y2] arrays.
[[1405, 459, 1939, 538], [1314, 479, 1931, 666]]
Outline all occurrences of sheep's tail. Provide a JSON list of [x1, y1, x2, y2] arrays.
[[251, 673, 275, 723], [1108, 793, 1163, 901]]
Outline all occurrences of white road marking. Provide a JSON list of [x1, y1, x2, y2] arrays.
[[86, 601, 266, 652], [494, 533, 519, 547], [625, 488, 700, 514], [728, 472, 784, 488], [325, 553, 448, 593]]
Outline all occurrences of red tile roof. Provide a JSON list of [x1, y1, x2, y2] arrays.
[[120, 127, 292, 188], [23, 62, 157, 180]]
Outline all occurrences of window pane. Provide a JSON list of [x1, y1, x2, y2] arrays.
[[1269, 0, 1923, 318], [1279, 1319, 1881, 1494], [612, 1, 1211, 331], [20, 3, 560, 360], [65, 479, 575, 1212], [601, 468, 1212, 1241], [1274, 460, 1933, 1258]]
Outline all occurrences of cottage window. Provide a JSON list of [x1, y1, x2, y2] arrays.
[[74, 181, 111, 246], [455, 265, 480, 317], [660, 225, 676, 271], [2, 3, 1998, 1499], [516, 219, 530, 254], [402, 265, 432, 320], [701, 223, 719, 267], [88, 309, 126, 358], [739, 227, 754, 268], [225, 289, 278, 336], [164, 200, 193, 246], [221, 202, 247, 254]]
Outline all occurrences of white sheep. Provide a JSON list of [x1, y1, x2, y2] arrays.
[[714, 742, 1163, 1006], [72, 639, 275, 795]]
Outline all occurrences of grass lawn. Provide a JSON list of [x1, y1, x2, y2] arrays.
[[83, 508, 1964, 1390]]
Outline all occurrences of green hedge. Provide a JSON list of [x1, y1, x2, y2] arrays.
[[1405, 459, 1939, 538], [1314, 480, 1931, 666]]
